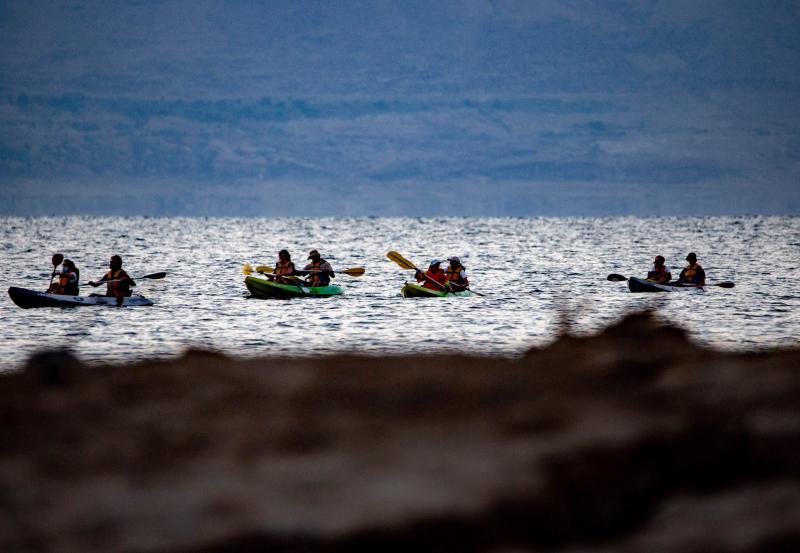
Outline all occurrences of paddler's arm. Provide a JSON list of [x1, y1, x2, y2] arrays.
[[88, 274, 110, 287]]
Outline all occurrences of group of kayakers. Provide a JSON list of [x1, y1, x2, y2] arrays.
[[46, 253, 137, 306], [265, 249, 336, 287], [645, 252, 706, 286]]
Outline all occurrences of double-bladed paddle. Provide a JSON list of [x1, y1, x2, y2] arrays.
[[85, 272, 166, 286], [606, 274, 734, 288], [243, 264, 364, 277], [386, 251, 485, 296]]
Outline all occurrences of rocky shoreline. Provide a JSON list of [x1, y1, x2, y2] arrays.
[[2, 312, 799, 552]]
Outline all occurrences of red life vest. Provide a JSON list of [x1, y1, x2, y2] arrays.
[[422, 267, 448, 290]]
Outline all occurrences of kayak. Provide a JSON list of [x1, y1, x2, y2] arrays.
[[401, 282, 474, 298], [628, 277, 706, 293], [7, 287, 155, 308], [245, 276, 343, 299]]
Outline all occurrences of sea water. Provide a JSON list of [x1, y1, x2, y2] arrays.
[[1, 216, 798, 369]]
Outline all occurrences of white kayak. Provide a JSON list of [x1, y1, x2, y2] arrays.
[[627, 277, 706, 293], [7, 287, 155, 308]]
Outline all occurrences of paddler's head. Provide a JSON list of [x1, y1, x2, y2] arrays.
[[429, 259, 441, 269], [52, 253, 64, 267], [448, 256, 461, 268], [110, 255, 122, 271], [686, 252, 697, 264], [308, 249, 321, 261], [278, 249, 291, 261], [654, 255, 665, 267]]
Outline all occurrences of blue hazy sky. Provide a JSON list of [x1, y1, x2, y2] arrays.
[[1, 0, 799, 215]]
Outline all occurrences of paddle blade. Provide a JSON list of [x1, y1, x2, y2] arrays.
[[342, 267, 365, 277], [713, 281, 735, 288], [387, 251, 416, 270], [242, 263, 253, 275], [607, 273, 628, 282], [255, 265, 274, 274], [141, 272, 167, 280]]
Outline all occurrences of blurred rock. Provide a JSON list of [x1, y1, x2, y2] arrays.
[[1, 312, 799, 552]]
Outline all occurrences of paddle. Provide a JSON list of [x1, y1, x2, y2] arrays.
[[386, 250, 485, 295], [606, 274, 734, 288], [48, 253, 64, 288], [255, 265, 365, 277], [85, 272, 166, 286]]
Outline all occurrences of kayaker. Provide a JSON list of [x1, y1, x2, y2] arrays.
[[646, 255, 671, 284], [270, 249, 297, 284], [46, 253, 65, 292], [300, 249, 335, 287], [676, 252, 706, 286], [445, 256, 470, 291], [53, 259, 80, 296], [415, 259, 450, 291], [88, 255, 137, 306]]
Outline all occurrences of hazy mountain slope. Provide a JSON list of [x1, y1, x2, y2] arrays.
[[1, 0, 799, 215]]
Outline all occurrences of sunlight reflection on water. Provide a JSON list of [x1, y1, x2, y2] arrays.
[[1, 216, 798, 368]]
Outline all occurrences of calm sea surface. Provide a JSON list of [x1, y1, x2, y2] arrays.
[[1, 216, 799, 369]]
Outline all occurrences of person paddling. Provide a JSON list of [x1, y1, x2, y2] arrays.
[[53, 259, 80, 296], [415, 259, 450, 291], [299, 249, 335, 287], [676, 252, 706, 287], [445, 256, 470, 291], [646, 255, 671, 284], [269, 249, 297, 284], [46, 253, 65, 292], [88, 255, 136, 306]]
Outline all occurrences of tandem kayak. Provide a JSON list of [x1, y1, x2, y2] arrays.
[[245, 276, 343, 299], [7, 287, 155, 308], [400, 282, 474, 298], [628, 277, 706, 293]]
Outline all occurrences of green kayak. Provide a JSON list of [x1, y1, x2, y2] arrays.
[[245, 276, 343, 299], [400, 282, 474, 298]]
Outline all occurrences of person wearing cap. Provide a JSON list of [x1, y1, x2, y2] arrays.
[[415, 259, 449, 291], [646, 255, 671, 284], [445, 256, 470, 291], [299, 249, 335, 287], [676, 252, 705, 286]]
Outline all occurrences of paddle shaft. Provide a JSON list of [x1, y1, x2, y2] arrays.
[[85, 272, 166, 286]]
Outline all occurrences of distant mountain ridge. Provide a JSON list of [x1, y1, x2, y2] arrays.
[[1, 1, 799, 215]]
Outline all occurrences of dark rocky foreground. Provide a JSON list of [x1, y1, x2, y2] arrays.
[[1, 312, 799, 553]]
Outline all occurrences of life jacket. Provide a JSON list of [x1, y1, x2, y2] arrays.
[[681, 263, 704, 285], [647, 265, 670, 283], [446, 265, 468, 285], [57, 271, 79, 295], [275, 261, 295, 276], [307, 259, 331, 287], [105, 269, 132, 297], [422, 267, 448, 290]]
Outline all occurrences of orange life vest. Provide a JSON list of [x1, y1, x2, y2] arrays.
[[446, 265, 467, 285], [307, 259, 331, 286], [57, 271, 79, 295], [105, 269, 131, 296], [275, 261, 294, 276]]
